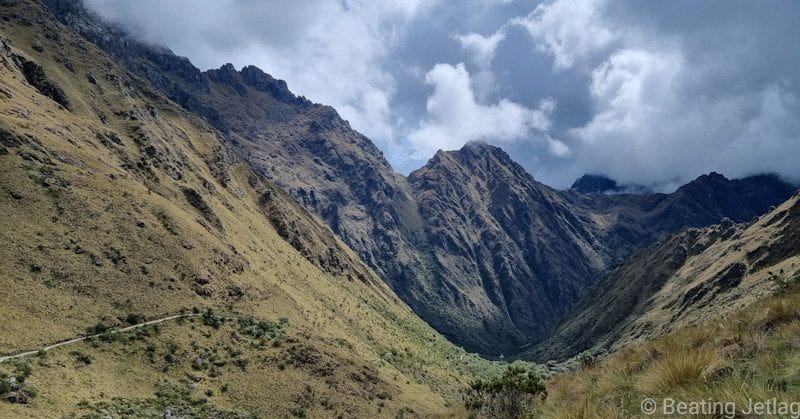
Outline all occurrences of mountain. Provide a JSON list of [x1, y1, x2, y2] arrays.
[[570, 174, 622, 194], [528, 191, 800, 361], [43, 0, 437, 331], [43, 0, 798, 356], [406, 143, 611, 352], [0, 2, 506, 416], [407, 146, 797, 354]]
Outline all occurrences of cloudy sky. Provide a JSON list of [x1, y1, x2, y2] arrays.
[[84, 0, 800, 190]]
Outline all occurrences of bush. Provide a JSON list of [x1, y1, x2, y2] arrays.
[[126, 313, 144, 325], [463, 364, 546, 418], [202, 309, 224, 329], [14, 361, 33, 381], [237, 317, 282, 339], [88, 322, 109, 335]]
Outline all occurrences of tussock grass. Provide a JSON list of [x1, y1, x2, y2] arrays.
[[533, 281, 800, 418]]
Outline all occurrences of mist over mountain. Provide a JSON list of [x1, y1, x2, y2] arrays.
[[78, 0, 800, 189]]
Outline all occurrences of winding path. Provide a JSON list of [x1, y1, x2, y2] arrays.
[[0, 313, 200, 364]]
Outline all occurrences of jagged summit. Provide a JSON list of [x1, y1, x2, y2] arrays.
[[414, 141, 531, 184], [206, 63, 312, 107]]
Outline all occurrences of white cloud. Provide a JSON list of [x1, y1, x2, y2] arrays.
[[512, 0, 615, 70], [572, 46, 800, 187], [84, 0, 800, 187], [455, 30, 506, 69], [454, 29, 508, 100], [84, 0, 435, 152], [408, 63, 556, 158], [548, 138, 570, 157], [507, 0, 800, 188]]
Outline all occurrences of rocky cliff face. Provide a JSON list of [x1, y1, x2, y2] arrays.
[[407, 146, 797, 354], [406, 143, 610, 352], [45, 0, 798, 356]]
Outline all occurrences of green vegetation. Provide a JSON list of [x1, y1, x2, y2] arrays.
[[74, 382, 258, 419], [201, 308, 224, 329], [0, 359, 37, 404], [237, 316, 283, 339], [463, 363, 546, 418]]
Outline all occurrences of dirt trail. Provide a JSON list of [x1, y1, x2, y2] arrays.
[[0, 313, 200, 363]]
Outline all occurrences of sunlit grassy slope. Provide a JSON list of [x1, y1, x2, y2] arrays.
[[535, 278, 800, 418], [0, 2, 501, 417]]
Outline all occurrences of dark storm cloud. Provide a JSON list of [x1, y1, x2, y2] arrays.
[[83, 0, 800, 190]]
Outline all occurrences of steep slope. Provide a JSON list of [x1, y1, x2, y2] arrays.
[[407, 143, 611, 353], [0, 3, 499, 417], [43, 0, 797, 356], [529, 192, 800, 361], [43, 0, 433, 303]]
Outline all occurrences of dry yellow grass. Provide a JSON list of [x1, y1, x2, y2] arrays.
[[532, 280, 800, 418], [0, 3, 502, 417]]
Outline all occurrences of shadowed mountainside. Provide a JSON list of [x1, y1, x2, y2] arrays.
[[528, 192, 800, 361]]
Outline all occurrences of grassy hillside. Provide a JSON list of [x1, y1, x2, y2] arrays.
[[535, 273, 800, 418], [0, 2, 501, 417]]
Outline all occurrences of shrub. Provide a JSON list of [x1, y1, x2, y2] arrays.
[[125, 313, 144, 325], [88, 322, 109, 335], [0, 372, 10, 394], [463, 363, 546, 418], [202, 308, 224, 329], [237, 317, 282, 339], [14, 361, 33, 380]]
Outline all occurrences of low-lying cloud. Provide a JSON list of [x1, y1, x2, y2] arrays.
[[83, 0, 800, 190]]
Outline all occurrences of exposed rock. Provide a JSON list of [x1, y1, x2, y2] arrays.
[[181, 187, 223, 232], [227, 284, 245, 299], [5, 390, 29, 404], [193, 285, 212, 297], [12, 53, 71, 110]]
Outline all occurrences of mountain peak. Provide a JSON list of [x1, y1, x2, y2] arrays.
[[570, 174, 620, 194], [694, 171, 729, 184], [416, 141, 525, 184]]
